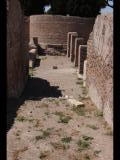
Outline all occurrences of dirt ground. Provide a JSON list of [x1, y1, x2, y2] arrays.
[[7, 55, 113, 160]]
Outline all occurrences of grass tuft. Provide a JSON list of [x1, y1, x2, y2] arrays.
[[61, 137, 72, 143], [72, 106, 85, 116]]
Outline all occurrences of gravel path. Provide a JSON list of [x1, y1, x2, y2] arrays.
[[7, 55, 113, 160]]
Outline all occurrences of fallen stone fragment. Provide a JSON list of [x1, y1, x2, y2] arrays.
[[67, 98, 84, 107], [53, 66, 58, 69]]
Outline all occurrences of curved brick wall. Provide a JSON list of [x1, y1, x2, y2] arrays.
[[30, 15, 95, 47], [86, 14, 113, 128]]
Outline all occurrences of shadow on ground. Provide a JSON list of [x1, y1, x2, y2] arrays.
[[7, 77, 62, 131]]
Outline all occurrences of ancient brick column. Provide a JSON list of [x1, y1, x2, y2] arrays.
[[67, 32, 77, 57], [78, 45, 87, 74], [74, 37, 84, 67], [70, 32, 78, 62]]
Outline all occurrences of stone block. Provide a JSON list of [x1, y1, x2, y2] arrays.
[[70, 32, 78, 62], [74, 37, 84, 67], [78, 45, 87, 74], [29, 49, 37, 67]]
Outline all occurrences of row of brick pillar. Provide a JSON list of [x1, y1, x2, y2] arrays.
[[67, 32, 87, 82]]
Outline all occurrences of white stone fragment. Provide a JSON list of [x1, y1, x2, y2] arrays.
[[67, 98, 84, 107]]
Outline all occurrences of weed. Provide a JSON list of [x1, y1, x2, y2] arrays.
[[44, 111, 49, 115], [34, 120, 41, 128], [72, 106, 85, 116], [82, 88, 88, 95], [59, 115, 72, 123], [28, 119, 34, 122], [77, 135, 93, 151], [76, 80, 83, 85], [54, 111, 72, 123], [94, 150, 101, 157], [84, 154, 91, 160], [77, 139, 90, 151], [54, 100, 59, 105], [35, 128, 52, 140], [16, 116, 27, 122], [54, 111, 64, 117], [51, 142, 69, 150], [39, 151, 48, 159], [86, 124, 99, 130], [61, 137, 72, 143], [94, 110, 103, 117], [82, 135, 94, 141]]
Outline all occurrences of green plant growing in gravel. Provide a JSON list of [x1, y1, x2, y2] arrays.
[[35, 128, 52, 140], [84, 154, 91, 160], [51, 142, 69, 150], [54, 111, 72, 123], [54, 100, 60, 105], [54, 111, 64, 117], [59, 115, 72, 123], [72, 106, 85, 116], [77, 139, 91, 151], [77, 135, 94, 151], [86, 124, 99, 130], [61, 137, 72, 143], [94, 110, 103, 117], [39, 151, 48, 159], [76, 80, 83, 85], [44, 111, 50, 116], [94, 150, 101, 157], [16, 116, 27, 122], [82, 135, 94, 141]]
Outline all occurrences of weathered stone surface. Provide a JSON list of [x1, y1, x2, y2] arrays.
[[7, 0, 29, 97], [70, 32, 78, 62], [74, 38, 85, 67], [78, 45, 87, 74], [86, 14, 113, 129]]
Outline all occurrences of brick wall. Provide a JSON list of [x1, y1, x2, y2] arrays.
[[30, 15, 95, 48], [7, 0, 29, 97], [86, 14, 113, 128]]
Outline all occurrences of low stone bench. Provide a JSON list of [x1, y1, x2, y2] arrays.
[[29, 48, 38, 68], [70, 32, 78, 62], [74, 37, 85, 67], [78, 45, 87, 74]]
